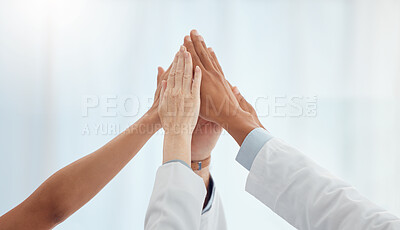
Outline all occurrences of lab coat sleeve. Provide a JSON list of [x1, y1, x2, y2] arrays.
[[200, 177, 227, 230], [236, 128, 400, 230], [144, 161, 207, 230]]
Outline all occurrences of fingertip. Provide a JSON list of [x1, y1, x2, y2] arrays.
[[208, 47, 214, 53], [191, 29, 199, 36], [184, 51, 190, 58], [232, 86, 240, 95], [195, 66, 201, 73], [184, 35, 192, 42]]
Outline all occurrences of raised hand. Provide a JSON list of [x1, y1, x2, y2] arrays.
[[145, 61, 173, 128], [204, 46, 265, 130], [232, 86, 265, 130], [158, 45, 202, 165], [183, 30, 241, 125], [184, 30, 260, 145]]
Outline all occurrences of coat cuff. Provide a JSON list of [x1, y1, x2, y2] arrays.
[[235, 128, 273, 171], [163, 159, 191, 169]]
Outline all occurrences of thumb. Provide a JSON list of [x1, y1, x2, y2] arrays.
[[192, 66, 202, 96], [159, 80, 167, 104], [232, 86, 247, 108], [157, 67, 165, 85]]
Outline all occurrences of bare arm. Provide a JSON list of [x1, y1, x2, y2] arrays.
[[0, 68, 169, 230]]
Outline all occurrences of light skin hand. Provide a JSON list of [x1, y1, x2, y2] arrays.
[[145, 61, 173, 125], [159, 46, 202, 166], [184, 30, 260, 145]]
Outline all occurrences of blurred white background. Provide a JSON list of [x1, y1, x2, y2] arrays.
[[1, 0, 400, 229]]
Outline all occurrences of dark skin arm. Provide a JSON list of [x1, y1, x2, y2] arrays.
[[0, 67, 172, 230]]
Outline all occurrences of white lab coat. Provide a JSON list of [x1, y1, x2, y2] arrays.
[[145, 128, 400, 229], [144, 162, 227, 230], [236, 128, 400, 230]]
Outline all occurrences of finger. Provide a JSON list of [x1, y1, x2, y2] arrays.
[[232, 86, 264, 129], [190, 30, 213, 69], [157, 67, 165, 85], [159, 80, 167, 105], [232, 86, 244, 102], [167, 53, 178, 90], [184, 35, 203, 69], [232, 86, 241, 97], [192, 66, 202, 96], [206, 47, 219, 72], [183, 51, 193, 93], [198, 39, 218, 71], [161, 62, 173, 81], [174, 45, 186, 91], [232, 86, 249, 111], [226, 79, 234, 90], [208, 47, 224, 74]]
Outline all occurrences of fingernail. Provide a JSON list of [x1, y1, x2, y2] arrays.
[[208, 47, 214, 52], [199, 35, 204, 41], [195, 66, 200, 72], [180, 45, 185, 52], [233, 86, 240, 94], [192, 30, 199, 36], [184, 52, 189, 58], [185, 35, 192, 42]]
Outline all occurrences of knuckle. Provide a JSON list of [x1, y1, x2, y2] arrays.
[[199, 49, 208, 57], [176, 69, 184, 75], [172, 89, 182, 97]]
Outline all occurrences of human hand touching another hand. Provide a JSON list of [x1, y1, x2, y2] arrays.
[[204, 46, 266, 130], [158, 46, 202, 165], [184, 30, 261, 145], [143, 60, 174, 131], [183, 31, 240, 125], [231, 86, 265, 130]]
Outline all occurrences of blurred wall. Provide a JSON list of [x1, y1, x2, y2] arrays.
[[0, 0, 400, 229]]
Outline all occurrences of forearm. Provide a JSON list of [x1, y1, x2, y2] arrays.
[[1, 113, 159, 229]]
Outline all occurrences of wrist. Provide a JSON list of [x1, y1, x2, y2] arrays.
[[163, 134, 192, 165], [191, 150, 211, 162], [221, 110, 260, 146], [125, 112, 161, 136], [144, 107, 160, 126]]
